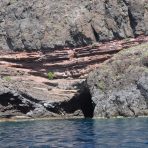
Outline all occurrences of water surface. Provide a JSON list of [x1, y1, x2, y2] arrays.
[[0, 117, 148, 148]]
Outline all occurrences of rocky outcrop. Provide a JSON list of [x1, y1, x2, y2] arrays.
[[0, 37, 148, 119], [0, 75, 85, 119], [0, 0, 148, 51], [0, 0, 148, 120], [0, 36, 147, 79], [85, 43, 148, 118]]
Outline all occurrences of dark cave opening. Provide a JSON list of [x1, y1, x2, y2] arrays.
[[56, 88, 95, 118], [0, 93, 21, 106], [79, 89, 95, 118], [0, 93, 34, 114]]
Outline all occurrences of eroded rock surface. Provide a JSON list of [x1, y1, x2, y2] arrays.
[[86, 43, 148, 118], [0, 36, 147, 79], [0, 0, 148, 119], [0, 76, 85, 119], [0, 0, 148, 50], [0, 37, 148, 119]]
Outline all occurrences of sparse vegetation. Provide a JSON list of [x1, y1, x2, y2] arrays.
[[3, 76, 11, 81], [47, 72, 55, 80], [97, 80, 106, 91]]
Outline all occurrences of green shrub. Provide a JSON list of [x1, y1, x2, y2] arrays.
[[3, 76, 11, 81], [47, 72, 55, 80]]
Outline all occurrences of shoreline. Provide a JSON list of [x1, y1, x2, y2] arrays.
[[0, 115, 148, 123]]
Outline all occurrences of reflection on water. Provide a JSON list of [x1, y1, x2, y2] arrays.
[[0, 118, 148, 148]]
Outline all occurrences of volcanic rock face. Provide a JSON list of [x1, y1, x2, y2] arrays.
[[0, 0, 148, 120], [85, 43, 148, 118], [0, 38, 148, 119], [0, 0, 148, 50], [0, 36, 147, 79], [0, 77, 84, 119]]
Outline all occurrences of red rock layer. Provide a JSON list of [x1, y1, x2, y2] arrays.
[[0, 36, 148, 79]]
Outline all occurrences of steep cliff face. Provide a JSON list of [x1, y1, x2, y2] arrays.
[[0, 36, 147, 79], [85, 43, 148, 118], [0, 38, 148, 119], [0, 0, 148, 120], [0, 0, 147, 51]]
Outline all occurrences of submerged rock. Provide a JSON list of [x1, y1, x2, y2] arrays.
[[85, 43, 148, 118], [0, 0, 147, 50]]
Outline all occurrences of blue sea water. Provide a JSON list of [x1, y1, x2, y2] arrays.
[[0, 117, 148, 148]]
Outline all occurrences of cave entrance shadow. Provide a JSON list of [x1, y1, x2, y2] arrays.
[[0, 92, 35, 114], [58, 88, 95, 118], [79, 90, 95, 118]]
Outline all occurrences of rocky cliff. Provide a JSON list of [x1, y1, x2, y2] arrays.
[[0, 39, 148, 120], [0, 0, 148, 51], [0, 36, 147, 79], [0, 0, 148, 120], [85, 43, 148, 118]]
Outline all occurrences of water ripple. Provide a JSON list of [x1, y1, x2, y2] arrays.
[[0, 118, 148, 148]]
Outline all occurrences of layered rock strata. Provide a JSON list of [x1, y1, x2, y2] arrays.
[[0, 36, 148, 119], [0, 76, 84, 119], [0, 36, 147, 79], [0, 0, 148, 119]]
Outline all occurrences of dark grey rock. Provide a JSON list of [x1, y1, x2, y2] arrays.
[[0, 0, 147, 51], [0, 77, 85, 119], [85, 43, 148, 118]]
